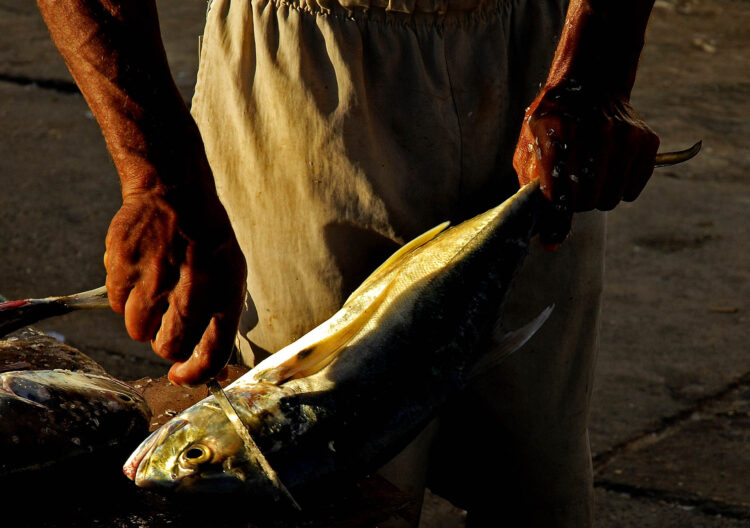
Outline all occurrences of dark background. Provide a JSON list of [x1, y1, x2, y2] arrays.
[[0, 0, 748, 525]]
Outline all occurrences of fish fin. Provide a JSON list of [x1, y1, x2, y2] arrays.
[[344, 222, 450, 305], [61, 286, 110, 309], [252, 222, 450, 384], [0, 286, 109, 339], [468, 305, 554, 381], [251, 281, 395, 384], [292, 346, 339, 379], [0, 375, 50, 410], [11, 396, 49, 410]]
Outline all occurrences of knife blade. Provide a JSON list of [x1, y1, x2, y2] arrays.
[[206, 378, 301, 510]]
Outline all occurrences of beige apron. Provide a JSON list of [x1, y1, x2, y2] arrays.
[[192, 0, 603, 524]]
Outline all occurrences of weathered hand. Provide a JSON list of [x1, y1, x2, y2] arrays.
[[104, 190, 247, 387], [513, 82, 660, 248], [36, 0, 248, 385]]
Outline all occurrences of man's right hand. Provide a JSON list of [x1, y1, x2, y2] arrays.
[[37, 0, 248, 386], [105, 189, 247, 387]]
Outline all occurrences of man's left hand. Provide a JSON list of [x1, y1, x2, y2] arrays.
[[513, 82, 660, 249]]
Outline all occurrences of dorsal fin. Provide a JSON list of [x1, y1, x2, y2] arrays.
[[250, 280, 395, 384], [344, 222, 450, 305], [246, 222, 450, 385]]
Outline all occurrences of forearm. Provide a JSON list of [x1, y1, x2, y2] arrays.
[[36, 0, 206, 199], [39, 1, 246, 386], [545, 0, 655, 99]]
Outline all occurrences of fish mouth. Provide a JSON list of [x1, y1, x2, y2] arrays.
[[123, 418, 189, 483]]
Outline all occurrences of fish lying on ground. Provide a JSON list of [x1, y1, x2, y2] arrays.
[[124, 181, 548, 503], [0, 329, 151, 477]]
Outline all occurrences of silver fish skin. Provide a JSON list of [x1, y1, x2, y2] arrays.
[[125, 182, 543, 499], [0, 368, 151, 477]]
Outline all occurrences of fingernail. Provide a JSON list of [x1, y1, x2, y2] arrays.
[[167, 369, 194, 389]]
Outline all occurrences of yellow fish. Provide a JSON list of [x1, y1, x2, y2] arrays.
[[123, 181, 548, 504]]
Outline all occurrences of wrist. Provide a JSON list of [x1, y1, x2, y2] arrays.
[[123, 182, 234, 244], [113, 108, 206, 194], [116, 118, 231, 239], [544, 0, 654, 100]]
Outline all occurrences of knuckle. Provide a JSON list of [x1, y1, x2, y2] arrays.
[[528, 113, 562, 138], [152, 335, 186, 362], [526, 110, 549, 131]]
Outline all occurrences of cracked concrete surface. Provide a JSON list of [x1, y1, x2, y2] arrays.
[[0, 0, 748, 525], [585, 1, 750, 524]]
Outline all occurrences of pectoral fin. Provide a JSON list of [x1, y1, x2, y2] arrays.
[[468, 305, 554, 381]]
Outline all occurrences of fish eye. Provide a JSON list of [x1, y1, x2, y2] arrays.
[[181, 444, 213, 466]]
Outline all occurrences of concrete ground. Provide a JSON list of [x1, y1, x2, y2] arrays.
[[0, 0, 748, 525]]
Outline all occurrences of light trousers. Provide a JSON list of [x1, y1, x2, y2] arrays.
[[192, 0, 604, 524]]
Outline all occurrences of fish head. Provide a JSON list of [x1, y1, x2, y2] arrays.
[[124, 400, 263, 494]]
